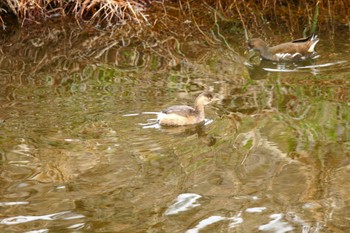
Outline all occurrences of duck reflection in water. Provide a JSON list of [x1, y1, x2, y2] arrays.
[[246, 58, 322, 80], [246, 54, 321, 80], [160, 123, 217, 147]]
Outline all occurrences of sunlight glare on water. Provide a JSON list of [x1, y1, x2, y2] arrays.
[[0, 211, 85, 225]]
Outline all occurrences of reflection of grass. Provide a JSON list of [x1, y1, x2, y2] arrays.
[[214, 69, 350, 167], [263, 84, 349, 146], [223, 100, 349, 170]]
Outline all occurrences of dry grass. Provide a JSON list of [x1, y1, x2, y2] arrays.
[[204, 0, 350, 35], [0, 0, 149, 29], [0, 0, 349, 32]]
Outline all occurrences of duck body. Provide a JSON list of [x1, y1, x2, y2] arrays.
[[248, 34, 319, 61], [158, 92, 214, 126]]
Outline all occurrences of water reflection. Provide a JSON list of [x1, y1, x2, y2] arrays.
[[165, 193, 202, 215], [246, 207, 267, 213], [0, 211, 85, 225], [0, 201, 29, 206], [258, 213, 294, 233], [0, 22, 350, 233], [246, 59, 350, 80], [186, 215, 228, 233]]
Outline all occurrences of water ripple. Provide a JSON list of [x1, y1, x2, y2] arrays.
[[0, 201, 29, 207], [186, 212, 244, 233], [165, 193, 202, 215], [258, 213, 294, 233], [186, 216, 227, 233], [246, 207, 267, 213], [0, 211, 85, 225]]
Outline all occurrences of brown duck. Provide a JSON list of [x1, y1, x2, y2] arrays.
[[248, 35, 319, 61], [157, 92, 215, 126]]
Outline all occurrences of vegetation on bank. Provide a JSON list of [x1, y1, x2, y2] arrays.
[[0, 0, 349, 33], [0, 0, 150, 28]]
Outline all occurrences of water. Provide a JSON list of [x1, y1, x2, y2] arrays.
[[0, 23, 350, 233]]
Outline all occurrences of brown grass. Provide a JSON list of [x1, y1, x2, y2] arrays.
[[0, 0, 349, 38], [0, 0, 149, 29], [205, 0, 350, 34], [0, 0, 349, 33]]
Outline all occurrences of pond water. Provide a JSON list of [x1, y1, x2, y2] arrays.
[[0, 22, 350, 233]]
